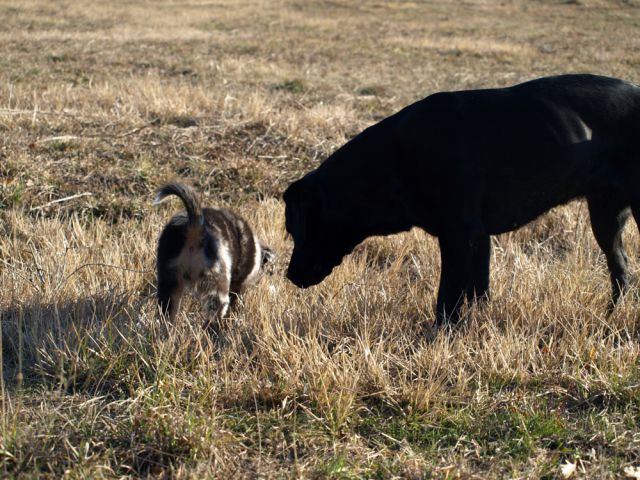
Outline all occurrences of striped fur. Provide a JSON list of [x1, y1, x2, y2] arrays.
[[155, 182, 274, 330]]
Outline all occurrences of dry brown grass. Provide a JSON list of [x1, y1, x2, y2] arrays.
[[2, 0, 640, 478]]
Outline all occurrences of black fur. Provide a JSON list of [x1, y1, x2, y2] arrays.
[[156, 217, 188, 316], [283, 74, 640, 325]]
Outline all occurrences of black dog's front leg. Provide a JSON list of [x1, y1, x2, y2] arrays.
[[465, 233, 491, 302], [436, 227, 488, 325]]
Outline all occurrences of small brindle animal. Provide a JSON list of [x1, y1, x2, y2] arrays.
[[284, 74, 640, 325], [155, 182, 273, 327]]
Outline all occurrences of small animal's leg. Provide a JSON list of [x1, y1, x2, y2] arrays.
[[436, 228, 478, 325], [465, 233, 491, 302], [157, 270, 183, 323], [202, 290, 230, 333], [587, 193, 630, 307]]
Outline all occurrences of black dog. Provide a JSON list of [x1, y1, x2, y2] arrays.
[[284, 74, 640, 324], [155, 182, 273, 328]]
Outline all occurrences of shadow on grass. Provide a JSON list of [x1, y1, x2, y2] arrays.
[[0, 291, 226, 478], [1, 290, 158, 394]]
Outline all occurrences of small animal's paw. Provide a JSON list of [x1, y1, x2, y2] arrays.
[[261, 245, 276, 267], [202, 316, 222, 337], [422, 322, 440, 342]]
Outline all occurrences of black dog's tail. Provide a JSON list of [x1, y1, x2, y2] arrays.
[[154, 182, 203, 225]]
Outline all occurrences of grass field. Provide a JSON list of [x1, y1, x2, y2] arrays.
[[2, 0, 640, 478]]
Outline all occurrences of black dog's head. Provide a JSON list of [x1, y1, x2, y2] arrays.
[[283, 175, 357, 288]]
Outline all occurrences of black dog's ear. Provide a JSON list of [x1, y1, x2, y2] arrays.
[[283, 178, 305, 204], [283, 179, 308, 243]]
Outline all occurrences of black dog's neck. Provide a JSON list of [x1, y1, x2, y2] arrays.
[[317, 125, 414, 241]]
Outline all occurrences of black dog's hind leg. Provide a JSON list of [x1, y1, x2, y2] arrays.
[[587, 192, 630, 308], [436, 226, 486, 325]]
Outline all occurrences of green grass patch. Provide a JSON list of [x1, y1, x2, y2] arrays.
[[0, 181, 25, 209], [271, 79, 306, 93], [358, 404, 569, 460]]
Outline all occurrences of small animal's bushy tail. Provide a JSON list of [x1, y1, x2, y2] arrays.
[[154, 182, 203, 225]]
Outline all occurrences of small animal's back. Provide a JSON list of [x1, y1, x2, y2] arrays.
[[203, 207, 259, 292]]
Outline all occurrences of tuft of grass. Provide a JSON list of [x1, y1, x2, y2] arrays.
[[271, 79, 307, 93], [357, 85, 387, 97], [0, 182, 25, 209], [47, 139, 74, 153], [47, 53, 70, 62]]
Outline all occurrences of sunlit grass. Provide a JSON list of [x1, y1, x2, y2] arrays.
[[2, 0, 640, 478]]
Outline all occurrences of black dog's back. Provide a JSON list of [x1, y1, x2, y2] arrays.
[[388, 74, 640, 235]]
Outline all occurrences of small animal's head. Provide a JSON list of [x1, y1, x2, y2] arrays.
[[283, 175, 356, 288]]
